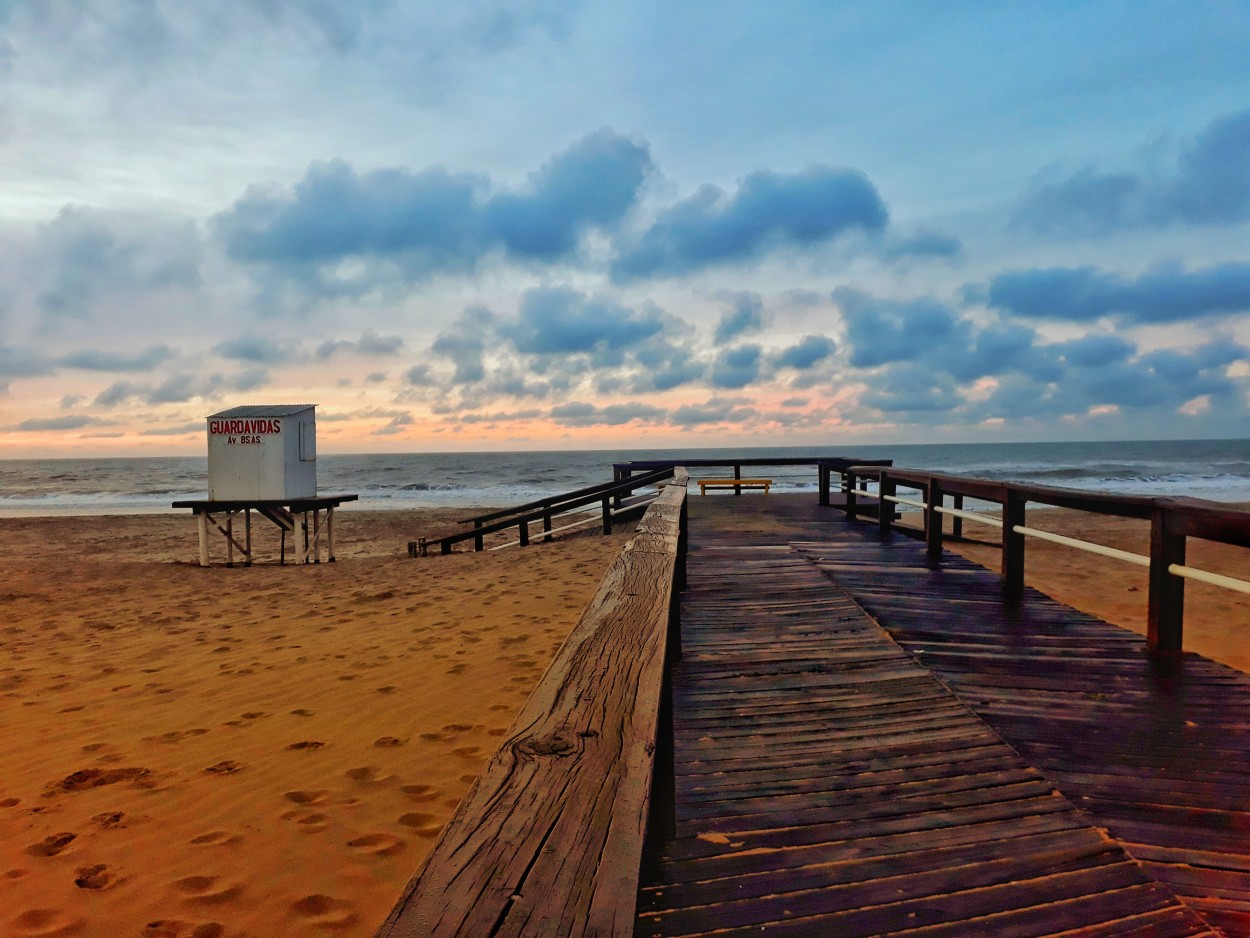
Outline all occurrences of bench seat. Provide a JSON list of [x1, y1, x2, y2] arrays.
[[698, 478, 772, 495]]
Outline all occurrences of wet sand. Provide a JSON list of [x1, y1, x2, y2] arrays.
[[0, 509, 630, 938]]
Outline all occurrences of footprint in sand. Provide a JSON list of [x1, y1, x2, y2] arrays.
[[171, 874, 243, 904], [10, 907, 83, 936], [451, 746, 483, 761], [290, 894, 357, 929], [281, 810, 329, 833], [344, 766, 392, 785], [92, 812, 130, 830], [74, 864, 114, 890], [399, 784, 439, 803], [290, 709, 315, 717], [397, 813, 443, 838], [26, 832, 76, 857], [283, 790, 330, 805], [373, 736, 403, 748], [0, 797, 19, 807], [286, 741, 325, 751], [48, 767, 152, 793], [144, 729, 209, 744], [376, 686, 397, 694], [345, 832, 405, 857], [189, 831, 240, 846], [143, 924, 223, 938], [203, 761, 245, 775]]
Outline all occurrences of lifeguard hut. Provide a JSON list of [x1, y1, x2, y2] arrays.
[[173, 404, 357, 566]]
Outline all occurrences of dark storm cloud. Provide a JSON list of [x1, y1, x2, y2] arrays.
[[1015, 107, 1250, 232], [58, 344, 176, 372], [775, 335, 835, 370], [214, 129, 652, 301], [712, 292, 765, 345], [610, 166, 889, 282], [710, 344, 762, 389], [986, 261, 1250, 324]]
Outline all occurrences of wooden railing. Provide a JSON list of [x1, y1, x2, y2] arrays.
[[409, 466, 675, 556], [378, 471, 688, 937], [836, 465, 1250, 655], [614, 456, 891, 504]]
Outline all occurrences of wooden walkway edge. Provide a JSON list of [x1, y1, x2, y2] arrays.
[[375, 480, 686, 937]]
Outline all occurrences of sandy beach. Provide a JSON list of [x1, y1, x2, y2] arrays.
[[0, 509, 631, 938], [3, 502, 1248, 937]]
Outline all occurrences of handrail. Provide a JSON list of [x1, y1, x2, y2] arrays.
[[830, 463, 1250, 655], [377, 472, 688, 937], [411, 467, 676, 556], [461, 466, 675, 526]]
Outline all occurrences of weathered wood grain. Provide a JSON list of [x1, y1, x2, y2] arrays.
[[377, 484, 686, 938]]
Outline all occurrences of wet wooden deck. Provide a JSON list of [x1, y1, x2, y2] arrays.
[[638, 494, 1246, 937]]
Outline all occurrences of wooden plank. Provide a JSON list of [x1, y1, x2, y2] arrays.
[[378, 485, 684, 937]]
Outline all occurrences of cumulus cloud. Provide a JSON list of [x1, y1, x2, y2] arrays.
[[212, 335, 291, 363], [711, 344, 762, 389], [548, 400, 667, 426], [214, 129, 652, 304], [431, 307, 493, 383], [29, 207, 200, 320], [775, 335, 835, 370], [835, 287, 970, 369], [712, 292, 765, 344], [987, 261, 1250, 324], [315, 329, 405, 359], [611, 166, 888, 282], [93, 369, 268, 407], [499, 286, 664, 356], [670, 397, 757, 427], [59, 344, 176, 372], [13, 414, 114, 431], [860, 364, 963, 414], [1014, 107, 1250, 232]]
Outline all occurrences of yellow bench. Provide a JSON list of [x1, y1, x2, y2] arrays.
[[698, 478, 772, 495]]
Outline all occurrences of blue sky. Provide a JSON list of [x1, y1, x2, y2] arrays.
[[1, 1, 1249, 455]]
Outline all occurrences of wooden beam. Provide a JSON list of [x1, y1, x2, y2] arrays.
[[1003, 490, 1027, 603], [377, 486, 684, 937], [1148, 505, 1186, 654]]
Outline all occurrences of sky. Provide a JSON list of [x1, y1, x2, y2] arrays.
[[2, 1, 1250, 457]]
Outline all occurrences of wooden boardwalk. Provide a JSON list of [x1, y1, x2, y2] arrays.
[[638, 495, 1230, 937]]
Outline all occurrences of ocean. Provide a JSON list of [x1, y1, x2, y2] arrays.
[[0, 439, 1248, 516]]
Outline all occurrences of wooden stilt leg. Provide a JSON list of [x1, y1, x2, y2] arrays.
[[197, 511, 209, 567], [226, 512, 235, 568], [327, 508, 336, 562], [244, 509, 252, 566]]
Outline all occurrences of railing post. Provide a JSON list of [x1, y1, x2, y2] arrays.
[[878, 472, 894, 534], [846, 470, 858, 519], [1148, 504, 1186, 654], [733, 463, 742, 496], [818, 464, 830, 506], [926, 477, 944, 559], [952, 494, 964, 540], [542, 511, 552, 542], [601, 496, 612, 535], [474, 519, 484, 552], [1003, 489, 1026, 602], [518, 519, 529, 547]]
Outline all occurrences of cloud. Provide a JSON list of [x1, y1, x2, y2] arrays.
[[498, 286, 664, 356], [58, 344, 176, 372], [987, 261, 1250, 324], [859, 364, 963, 413], [835, 287, 970, 368], [670, 397, 757, 427], [712, 292, 765, 344], [1014, 106, 1250, 232], [775, 334, 835, 370], [431, 307, 493, 383], [611, 165, 887, 282], [214, 129, 652, 304], [212, 335, 291, 363], [31, 207, 200, 320], [93, 369, 268, 407], [882, 229, 962, 261], [0, 346, 52, 378], [139, 422, 203, 436], [14, 414, 114, 431], [548, 401, 667, 426], [315, 329, 405, 359], [711, 344, 762, 389]]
